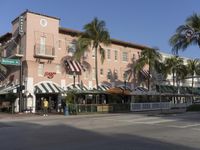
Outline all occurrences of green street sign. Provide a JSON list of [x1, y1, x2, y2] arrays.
[[1, 58, 20, 66]]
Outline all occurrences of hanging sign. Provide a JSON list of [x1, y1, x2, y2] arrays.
[[19, 16, 24, 36]]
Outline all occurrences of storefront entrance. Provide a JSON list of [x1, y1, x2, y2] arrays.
[[36, 94, 61, 113], [34, 81, 64, 113]]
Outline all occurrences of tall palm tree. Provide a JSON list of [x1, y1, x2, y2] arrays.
[[186, 59, 200, 88], [137, 48, 162, 90], [169, 13, 200, 55], [74, 17, 111, 89], [126, 54, 138, 86], [165, 56, 187, 86]]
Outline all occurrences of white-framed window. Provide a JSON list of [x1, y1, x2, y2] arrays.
[[56, 64, 61, 73], [107, 69, 111, 79], [38, 63, 44, 76], [122, 52, 128, 62], [114, 50, 118, 61], [100, 68, 103, 76], [68, 41, 76, 55], [107, 49, 111, 59], [40, 36, 46, 55], [114, 69, 118, 79], [58, 40, 61, 49]]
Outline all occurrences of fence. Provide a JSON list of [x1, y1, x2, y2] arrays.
[[68, 103, 130, 114], [130, 102, 192, 112], [66, 102, 193, 114]]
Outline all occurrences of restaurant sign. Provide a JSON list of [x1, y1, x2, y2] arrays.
[[44, 72, 56, 79]]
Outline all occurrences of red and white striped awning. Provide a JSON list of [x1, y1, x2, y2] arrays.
[[65, 60, 85, 74], [140, 69, 150, 79]]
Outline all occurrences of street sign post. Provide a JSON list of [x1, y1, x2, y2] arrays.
[[1, 58, 20, 66]]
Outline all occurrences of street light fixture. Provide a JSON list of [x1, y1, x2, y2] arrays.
[[73, 72, 76, 88], [123, 72, 127, 90]]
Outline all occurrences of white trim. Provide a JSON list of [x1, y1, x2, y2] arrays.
[[37, 84, 46, 93], [43, 82, 53, 93], [51, 84, 59, 93]]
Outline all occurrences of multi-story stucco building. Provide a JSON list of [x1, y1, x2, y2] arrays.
[[0, 10, 150, 113]]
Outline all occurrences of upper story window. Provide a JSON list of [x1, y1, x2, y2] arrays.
[[68, 40, 77, 55], [40, 36, 46, 55], [114, 50, 118, 61], [107, 49, 111, 59], [107, 69, 111, 80], [58, 40, 61, 49], [100, 68, 103, 76], [56, 64, 61, 73], [122, 52, 128, 62], [38, 63, 44, 76], [114, 69, 118, 80]]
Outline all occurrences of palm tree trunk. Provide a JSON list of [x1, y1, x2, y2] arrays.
[[192, 75, 194, 88], [133, 72, 136, 88], [172, 70, 175, 103], [192, 75, 194, 102], [95, 47, 99, 89], [172, 70, 175, 86], [148, 62, 151, 91]]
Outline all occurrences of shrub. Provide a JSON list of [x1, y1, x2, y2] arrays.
[[186, 104, 200, 111]]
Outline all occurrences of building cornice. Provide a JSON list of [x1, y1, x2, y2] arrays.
[[12, 10, 60, 24], [59, 27, 151, 50]]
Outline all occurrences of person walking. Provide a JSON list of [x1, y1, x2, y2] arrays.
[[43, 98, 49, 116]]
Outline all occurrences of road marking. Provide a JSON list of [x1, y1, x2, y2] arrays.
[[93, 116, 176, 125], [137, 119, 175, 124], [169, 123, 200, 129]]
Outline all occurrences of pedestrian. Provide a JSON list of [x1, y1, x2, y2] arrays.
[[43, 98, 49, 116]]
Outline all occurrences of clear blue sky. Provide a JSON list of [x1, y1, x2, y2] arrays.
[[1, 0, 200, 58]]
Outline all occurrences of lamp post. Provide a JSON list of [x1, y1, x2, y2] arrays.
[[73, 72, 76, 88], [72, 71, 77, 114], [123, 72, 128, 103], [123, 72, 127, 90], [157, 73, 163, 112]]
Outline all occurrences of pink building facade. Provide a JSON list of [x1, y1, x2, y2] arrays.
[[0, 11, 149, 113]]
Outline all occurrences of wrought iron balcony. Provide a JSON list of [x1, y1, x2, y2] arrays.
[[34, 44, 55, 59]]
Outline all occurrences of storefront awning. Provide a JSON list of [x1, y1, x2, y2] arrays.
[[97, 85, 110, 91], [140, 69, 150, 79], [66, 84, 88, 91], [65, 60, 85, 74], [34, 82, 63, 94], [0, 84, 19, 95]]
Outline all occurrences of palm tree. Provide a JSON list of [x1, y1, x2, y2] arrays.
[[126, 54, 138, 87], [164, 56, 186, 86], [137, 48, 162, 90], [74, 17, 111, 89], [186, 59, 200, 88], [169, 13, 200, 55]]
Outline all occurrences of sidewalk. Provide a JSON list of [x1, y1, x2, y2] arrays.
[[0, 112, 41, 119], [0, 108, 188, 121]]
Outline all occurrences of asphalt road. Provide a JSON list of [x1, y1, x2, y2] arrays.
[[0, 112, 200, 150]]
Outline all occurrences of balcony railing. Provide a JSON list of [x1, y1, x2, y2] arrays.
[[34, 44, 55, 59]]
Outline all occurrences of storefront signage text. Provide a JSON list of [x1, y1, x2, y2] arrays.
[[44, 72, 56, 79]]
